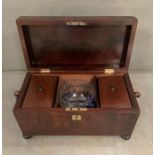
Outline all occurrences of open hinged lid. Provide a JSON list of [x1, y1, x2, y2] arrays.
[[16, 16, 137, 72]]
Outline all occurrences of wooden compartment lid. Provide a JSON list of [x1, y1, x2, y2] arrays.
[[16, 16, 137, 71]]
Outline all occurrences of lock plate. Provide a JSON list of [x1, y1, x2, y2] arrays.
[[66, 108, 87, 111], [72, 115, 82, 121], [66, 21, 87, 26]]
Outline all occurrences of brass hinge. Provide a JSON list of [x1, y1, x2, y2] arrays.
[[104, 69, 114, 74], [40, 69, 50, 73]]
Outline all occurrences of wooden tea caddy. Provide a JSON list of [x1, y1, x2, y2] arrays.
[[13, 16, 140, 140]]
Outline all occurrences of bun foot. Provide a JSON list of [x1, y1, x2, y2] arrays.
[[121, 135, 131, 140], [23, 134, 33, 139]]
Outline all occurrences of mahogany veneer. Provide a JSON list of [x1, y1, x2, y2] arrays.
[[13, 16, 140, 140], [22, 75, 58, 108], [98, 75, 131, 108]]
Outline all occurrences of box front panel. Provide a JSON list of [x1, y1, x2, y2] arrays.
[[15, 109, 139, 136]]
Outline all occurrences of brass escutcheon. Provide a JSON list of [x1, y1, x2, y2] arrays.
[[72, 115, 82, 121]]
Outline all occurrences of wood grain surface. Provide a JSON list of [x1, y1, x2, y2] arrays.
[[22, 75, 58, 108], [98, 75, 131, 108]]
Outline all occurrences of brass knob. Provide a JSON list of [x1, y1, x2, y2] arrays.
[[38, 86, 43, 92], [110, 86, 116, 92]]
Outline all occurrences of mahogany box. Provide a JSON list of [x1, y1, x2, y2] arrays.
[[13, 16, 140, 140]]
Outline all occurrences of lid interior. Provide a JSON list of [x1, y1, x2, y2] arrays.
[[17, 17, 137, 70]]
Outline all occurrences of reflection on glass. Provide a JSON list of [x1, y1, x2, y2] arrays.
[[59, 80, 96, 108]]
